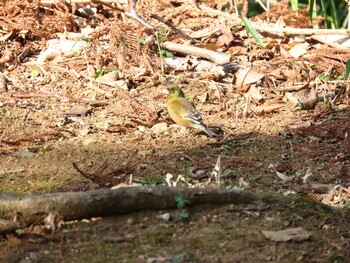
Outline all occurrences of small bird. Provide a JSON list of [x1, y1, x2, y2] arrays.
[[166, 84, 219, 137]]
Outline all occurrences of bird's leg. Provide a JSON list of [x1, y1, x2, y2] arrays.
[[170, 124, 190, 137], [180, 126, 189, 135]]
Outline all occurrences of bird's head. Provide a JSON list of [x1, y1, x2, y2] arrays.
[[166, 84, 185, 98]]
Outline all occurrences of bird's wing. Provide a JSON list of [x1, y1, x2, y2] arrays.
[[170, 98, 203, 125], [184, 108, 204, 126]]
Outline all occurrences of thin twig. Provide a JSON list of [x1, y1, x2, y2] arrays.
[[91, 0, 154, 29], [0, 169, 26, 175], [127, 0, 154, 29], [150, 14, 197, 42], [256, 0, 267, 11]]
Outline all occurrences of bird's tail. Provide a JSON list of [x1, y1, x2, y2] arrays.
[[196, 124, 223, 137]]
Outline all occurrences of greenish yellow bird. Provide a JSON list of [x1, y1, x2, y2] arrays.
[[166, 84, 216, 137]]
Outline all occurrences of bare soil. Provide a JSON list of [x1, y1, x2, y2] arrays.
[[0, 0, 349, 262]]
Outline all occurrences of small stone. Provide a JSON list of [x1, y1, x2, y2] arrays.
[[296, 255, 304, 262], [13, 150, 34, 158], [82, 137, 95, 146], [125, 233, 134, 240], [151, 122, 168, 135], [138, 149, 154, 157], [103, 236, 125, 244], [29, 252, 38, 260], [0, 73, 8, 93], [138, 126, 146, 132], [42, 144, 52, 152], [95, 121, 110, 130], [158, 213, 171, 221], [127, 218, 135, 225], [308, 136, 321, 144], [195, 169, 206, 176], [79, 128, 90, 136]]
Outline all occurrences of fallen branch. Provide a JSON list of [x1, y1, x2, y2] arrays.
[[12, 92, 65, 99], [0, 186, 288, 233], [161, 41, 231, 65], [1, 130, 65, 146], [254, 25, 350, 36]]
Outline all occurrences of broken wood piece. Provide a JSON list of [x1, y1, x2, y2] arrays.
[[162, 41, 231, 65]]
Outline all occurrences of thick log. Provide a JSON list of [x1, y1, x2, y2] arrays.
[[0, 186, 287, 230]]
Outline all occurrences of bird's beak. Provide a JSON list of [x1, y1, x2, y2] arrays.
[[162, 88, 169, 95]]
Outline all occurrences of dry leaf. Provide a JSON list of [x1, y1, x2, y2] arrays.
[[234, 68, 264, 90], [275, 171, 293, 181], [216, 23, 234, 47], [284, 69, 297, 80], [0, 48, 13, 64], [0, 72, 8, 93], [97, 71, 118, 83], [262, 227, 311, 242], [279, 45, 292, 58], [63, 104, 92, 116], [246, 85, 263, 102], [188, 24, 221, 39], [44, 212, 64, 231], [0, 30, 17, 42], [289, 43, 309, 58], [250, 103, 285, 116], [197, 92, 209, 103], [268, 68, 286, 80], [37, 39, 88, 62], [321, 189, 335, 205], [288, 121, 311, 129], [227, 46, 248, 55], [285, 89, 318, 109], [200, 72, 222, 80]]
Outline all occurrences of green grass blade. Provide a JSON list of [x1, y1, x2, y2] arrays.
[[330, 0, 340, 29], [290, 0, 298, 11], [345, 59, 350, 79], [309, 0, 317, 28], [242, 17, 265, 48], [319, 0, 329, 28]]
